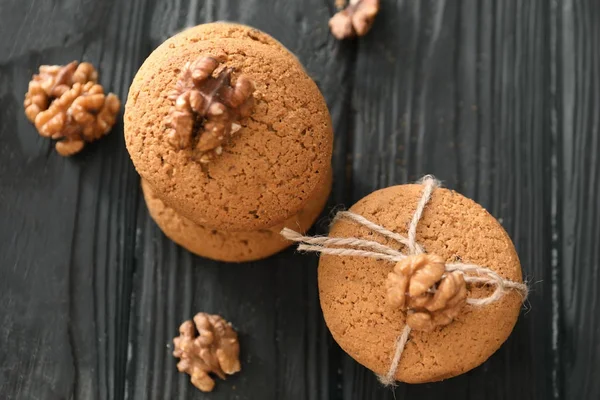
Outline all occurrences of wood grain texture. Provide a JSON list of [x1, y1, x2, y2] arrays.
[[553, 1, 600, 399], [0, 0, 598, 399], [345, 1, 553, 399], [0, 0, 149, 399]]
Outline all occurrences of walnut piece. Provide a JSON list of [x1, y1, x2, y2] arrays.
[[329, 0, 380, 40], [165, 56, 255, 164], [335, 0, 347, 9], [173, 312, 241, 392], [23, 61, 120, 156], [386, 254, 468, 331]]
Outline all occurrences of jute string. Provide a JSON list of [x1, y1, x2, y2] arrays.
[[281, 175, 529, 386]]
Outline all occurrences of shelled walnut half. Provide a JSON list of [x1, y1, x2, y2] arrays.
[[329, 0, 380, 39], [386, 253, 468, 331], [165, 56, 255, 164], [173, 312, 241, 392], [23, 61, 120, 156]]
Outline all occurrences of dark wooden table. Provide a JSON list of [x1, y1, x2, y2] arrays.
[[1, 0, 599, 399]]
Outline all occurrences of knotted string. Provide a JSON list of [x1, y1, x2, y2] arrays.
[[281, 175, 529, 386]]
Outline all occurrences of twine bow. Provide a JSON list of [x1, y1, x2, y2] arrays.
[[281, 175, 528, 386]]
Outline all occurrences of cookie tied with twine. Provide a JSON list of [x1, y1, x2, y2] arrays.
[[281, 176, 529, 384]]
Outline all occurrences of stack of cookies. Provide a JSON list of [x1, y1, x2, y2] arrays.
[[124, 23, 333, 262]]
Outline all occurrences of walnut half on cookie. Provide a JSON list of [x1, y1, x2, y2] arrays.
[[173, 313, 241, 392], [24, 61, 121, 156], [386, 254, 467, 332], [165, 56, 255, 164]]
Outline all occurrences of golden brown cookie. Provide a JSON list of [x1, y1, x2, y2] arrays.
[[125, 23, 333, 232], [318, 184, 524, 383], [142, 168, 331, 262]]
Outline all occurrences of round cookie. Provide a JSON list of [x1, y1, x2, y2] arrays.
[[125, 23, 333, 232], [142, 169, 332, 262], [318, 184, 524, 383]]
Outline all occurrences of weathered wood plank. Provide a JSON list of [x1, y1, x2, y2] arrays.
[[123, 1, 353, 399], [346, 0, 554, 398], [2, 0, 600, 399], [0, 0, 151, 399], [554, 1, 600, 399]]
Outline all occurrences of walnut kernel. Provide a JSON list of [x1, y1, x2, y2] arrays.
[[329, 0, 380, 39], [173, 313, 241, 392], [386, 254, 468, 331], [23, 61, 120, 156], [165, 56, 255, 163]]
